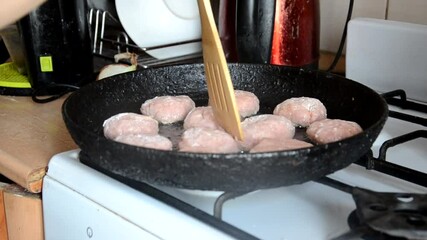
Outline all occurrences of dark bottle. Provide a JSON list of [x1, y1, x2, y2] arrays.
[[218, 0, 239, 62], [236, 0, 276, 64], [19, 0, 93, 95]]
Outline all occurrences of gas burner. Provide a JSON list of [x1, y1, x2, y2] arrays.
[[352, 188, 427, 240], [318, 174, 427, 240], [347, 211, 405, 240], [331, 187, 427, 240]]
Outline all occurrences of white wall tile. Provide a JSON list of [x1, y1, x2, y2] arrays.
[[387, 0, 427, 25], [320, 0, 387, 53]]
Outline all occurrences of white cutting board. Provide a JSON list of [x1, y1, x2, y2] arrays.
[[346, 18, 427, 102]]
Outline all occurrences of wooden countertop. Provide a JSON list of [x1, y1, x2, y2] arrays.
[[0, 95, 77, 193]]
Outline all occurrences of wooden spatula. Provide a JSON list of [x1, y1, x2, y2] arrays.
[[197, 0, 244, 140]]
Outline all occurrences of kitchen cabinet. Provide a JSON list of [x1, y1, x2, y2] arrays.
[[0, 182, 43, 240], [0, 183, 8, 240], [0, 95, 75, 239]]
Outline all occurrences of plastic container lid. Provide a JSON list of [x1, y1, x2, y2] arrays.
[[0, 62, 31, 88]]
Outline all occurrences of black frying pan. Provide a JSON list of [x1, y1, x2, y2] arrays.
[[62, 63, 388, 192]]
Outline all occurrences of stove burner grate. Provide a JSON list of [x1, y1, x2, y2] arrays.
[[356, 89, 427, 187], [346, 210, 405, 240], [322, 179, 427, 240], [350, 188, 427, 239], [382, 90, 427, 113], [320, 91, 427, 239]]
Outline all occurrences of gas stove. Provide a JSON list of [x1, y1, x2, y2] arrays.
[[42, 18, 427, 240], [41, 90, 427, 240]]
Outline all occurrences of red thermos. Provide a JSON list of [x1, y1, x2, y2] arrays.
[[219, 0, 320, 68]]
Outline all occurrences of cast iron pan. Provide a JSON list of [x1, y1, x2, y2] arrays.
[[62, 63, 388, 192]]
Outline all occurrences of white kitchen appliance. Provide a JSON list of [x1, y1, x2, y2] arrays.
[[42, 18, 427, 240]]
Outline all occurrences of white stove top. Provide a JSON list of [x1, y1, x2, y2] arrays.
[[42, 18, 427, 240], [155, 102, 427, 239]]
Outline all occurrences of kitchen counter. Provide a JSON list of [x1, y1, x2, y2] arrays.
[[0, 95, 76, 193]]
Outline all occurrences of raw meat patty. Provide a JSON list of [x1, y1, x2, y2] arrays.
[[306, 119, 363, 144], [140, 95, 195, 124], [235, 90, 260, 118], [103, 112, 159, 139], [250, 138, 313, 153], [273, 97, 327, 127], [183, 106, 222, 130], [178, 128, 241, 153], [240, 114, 295, 150], [114, 134, 173, 151]]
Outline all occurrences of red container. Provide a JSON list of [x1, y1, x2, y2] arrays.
[[270, 0, 320, 67]]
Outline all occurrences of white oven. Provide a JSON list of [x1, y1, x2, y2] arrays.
[[42, 18, 427, 240]]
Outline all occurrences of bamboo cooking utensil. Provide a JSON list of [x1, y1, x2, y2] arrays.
[[197, 0, 244, 140]]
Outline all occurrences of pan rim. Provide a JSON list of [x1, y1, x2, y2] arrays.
[[62, 63, 389, 190]]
